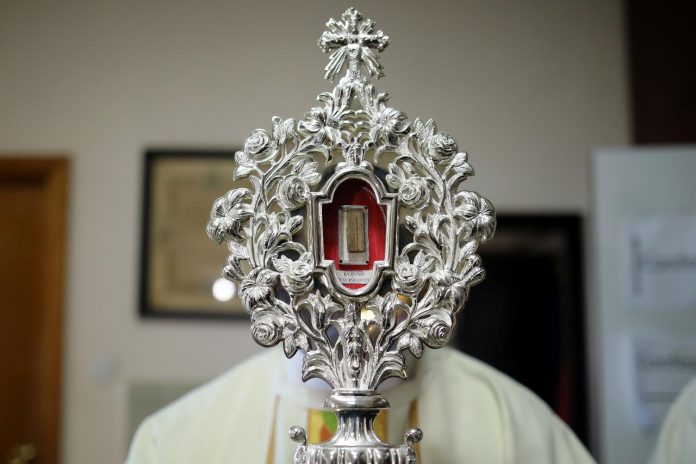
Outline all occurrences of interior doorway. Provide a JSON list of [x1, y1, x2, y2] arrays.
[[0, 157, 68, 464]]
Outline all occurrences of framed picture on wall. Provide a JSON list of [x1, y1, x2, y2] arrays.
[[139, 149, 247, 319]]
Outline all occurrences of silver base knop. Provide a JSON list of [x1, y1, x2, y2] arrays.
[[289, 390, 422, 464]]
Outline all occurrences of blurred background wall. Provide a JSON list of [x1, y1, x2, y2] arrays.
[[0, 0, 628, 462]]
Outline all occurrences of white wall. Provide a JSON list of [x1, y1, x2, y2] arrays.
[[0, 0, 629, 462]]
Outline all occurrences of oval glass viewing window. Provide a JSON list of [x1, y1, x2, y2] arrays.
[[310, 168, 397, 298]]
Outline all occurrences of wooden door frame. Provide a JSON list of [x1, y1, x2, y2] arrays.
[[0, 157, 68, 463]]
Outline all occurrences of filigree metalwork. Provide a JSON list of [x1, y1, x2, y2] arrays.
[[206, 7, 495, 463]]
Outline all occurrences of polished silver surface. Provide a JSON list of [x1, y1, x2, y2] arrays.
[[206, 7, 495, 463]]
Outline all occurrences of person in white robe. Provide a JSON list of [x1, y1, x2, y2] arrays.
[[126, 346, 594, 463], [650, 377, 696, 464]]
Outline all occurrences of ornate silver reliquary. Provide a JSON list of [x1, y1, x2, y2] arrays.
[[207, 8, 495, 463]]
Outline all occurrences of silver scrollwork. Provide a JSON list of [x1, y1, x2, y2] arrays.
[[207, 7, 495, 463]]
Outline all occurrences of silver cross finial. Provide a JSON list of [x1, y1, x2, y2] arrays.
[[319, 7, 390, 82]]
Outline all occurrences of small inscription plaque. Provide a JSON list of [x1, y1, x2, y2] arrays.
[[336, 269, 372, 285]]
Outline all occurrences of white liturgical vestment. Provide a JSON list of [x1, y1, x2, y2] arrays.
[[650, 377, 696, 464], [126, 347, 594, 463]]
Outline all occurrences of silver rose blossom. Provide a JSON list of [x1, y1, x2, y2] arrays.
[[428, 133, 458, 163], [277, 158, 322, 210], [244, 128, 276, 160], [393, 257, 424, 294], [399, 177, 430, 209], [276, 253, 315, 294], [424, 317, 453, 348], [251, 315, 284, 347], [278, 175, 310, 210]]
